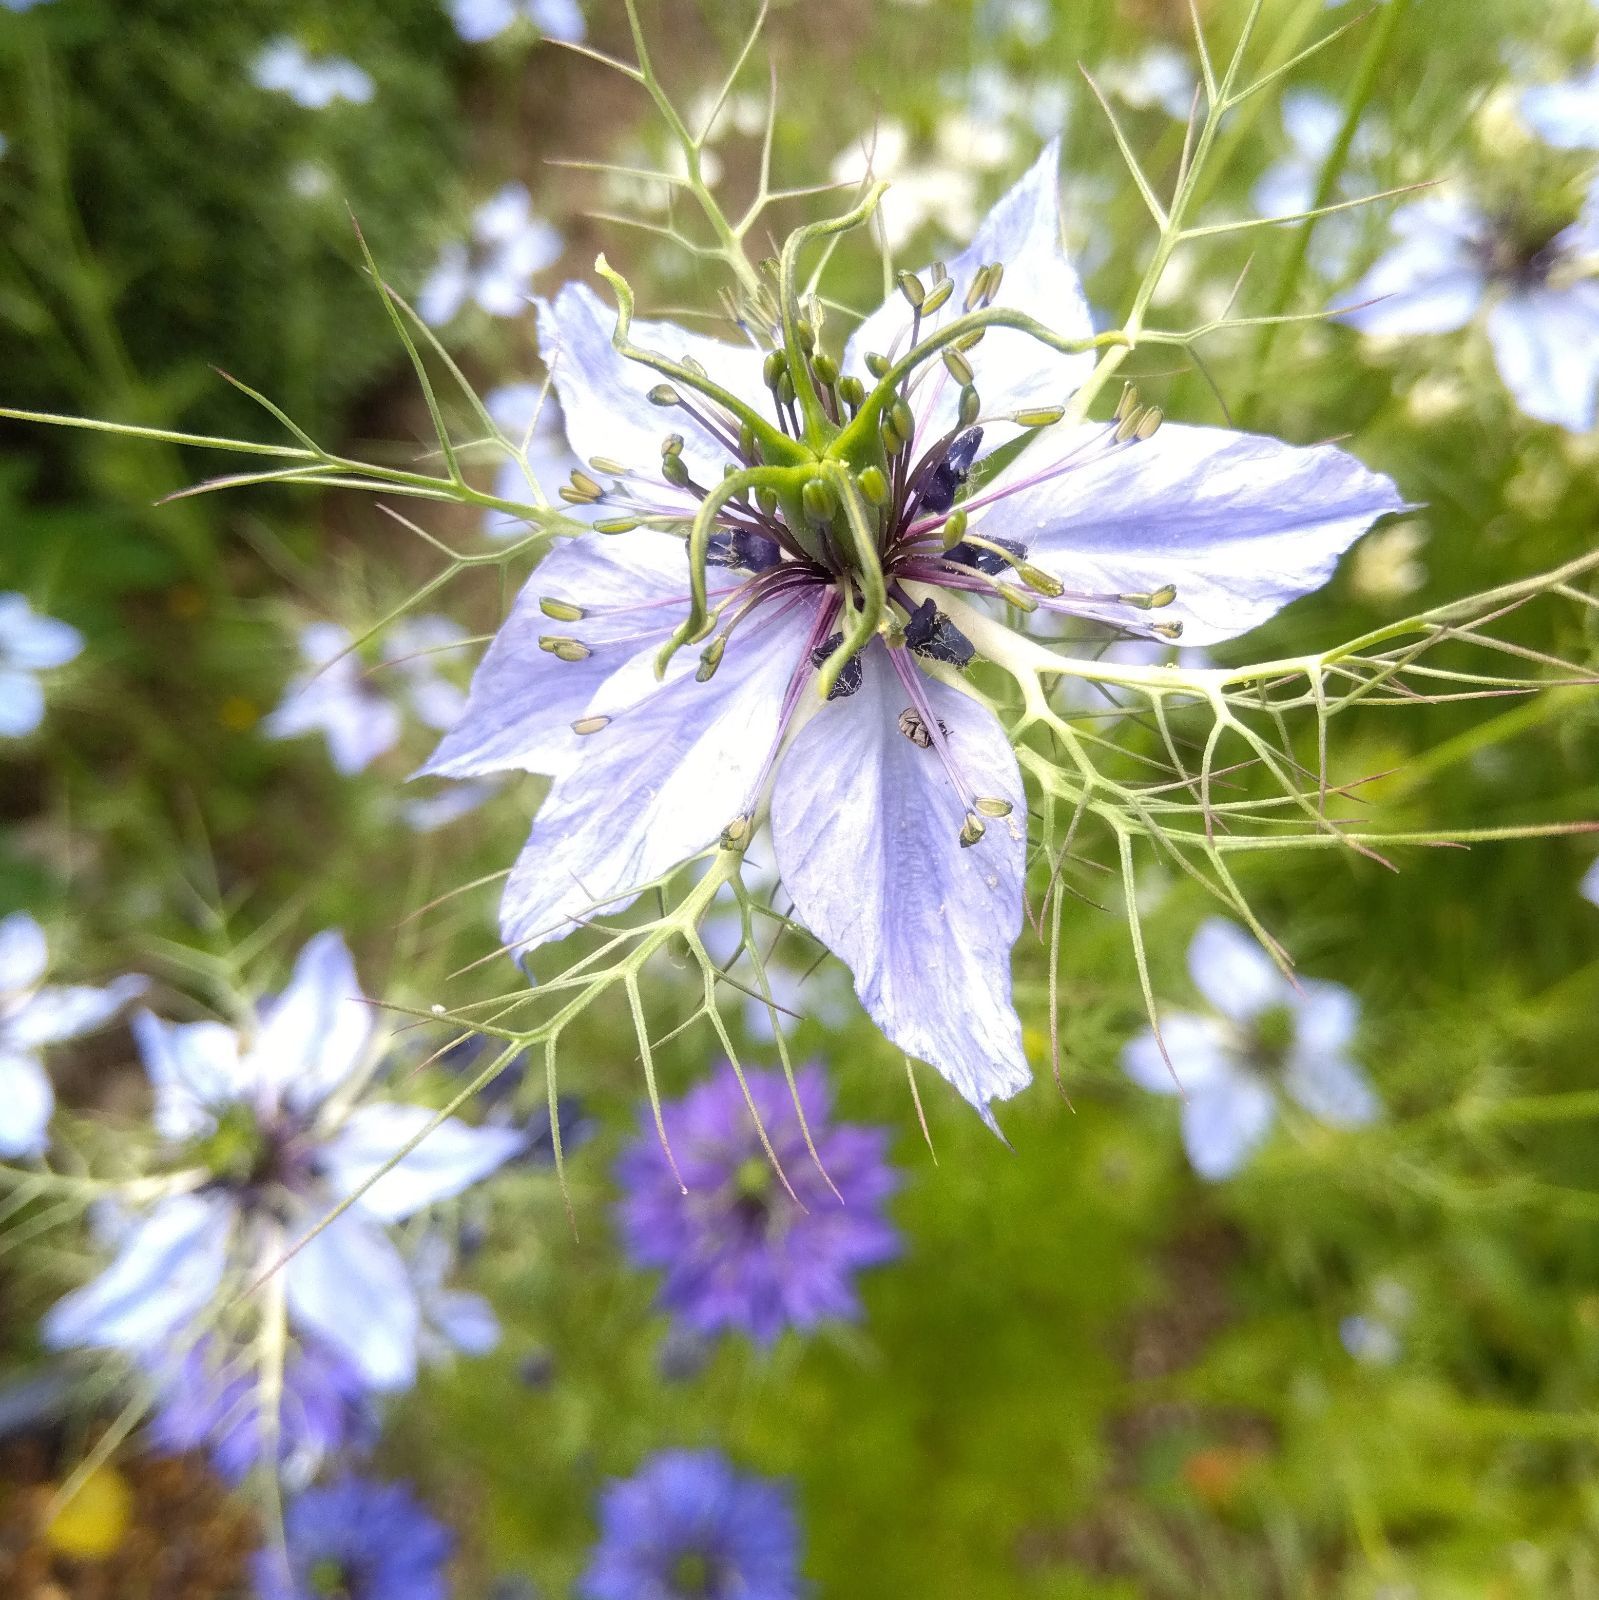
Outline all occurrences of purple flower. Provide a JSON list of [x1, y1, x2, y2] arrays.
[[0, 591, 81, 738], [42, 932, 522, 1393], [252, 1475, 454, 1600], [0, 913, 143, 1159], [147, 1335, 376, 1487], [425, 140, 1404, 1125], [419, 184, 562, 325], [615, 1063, 899, 1345], [265, 617, 470, 776], [580, 1450, 804, 1600], [449, 0, 585, 44], [1340, 181, 1599, 432], [1122, 919, 1378, 1181], [251, 38, 374, 109]]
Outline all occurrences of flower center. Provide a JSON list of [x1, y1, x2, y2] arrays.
[[669, 1548, 725, 1598], [309, 1558, 355, 1599], [1244, 1002, 1296, 1077]]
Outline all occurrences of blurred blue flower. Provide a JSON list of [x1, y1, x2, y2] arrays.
[[1, 1, 56, 10], [1582, 856, 1599, 907], [0, 913, 143, 1160], [253, 1474, 454, 1600], [580, 1449, 804, 1600], [1340, 182, 1599, 432], [481, 381, 585, 541], [1122, 919, 1379, 1181], [449, 0, 585, 44], [251, 38, 375, 109], [1522, 65, 1599, 149], [419, 183, 562, 325], [148, 1334, 376, 1487], [265, 616, 470, 776], [425, 143, 1404, 1124], [0, 592, 81, 738], [1101, 45, 1195, 120], [615, 1062, 900, 1346], [42, 931, 522, 1393], [1339, 1278, 1410, 1367]]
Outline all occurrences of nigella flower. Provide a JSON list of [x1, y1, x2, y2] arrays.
[[147, 1334, 376, 1487], [0, 913, 143, 1159], [1340, 180, 1599, 431], [449, 0, 585, 44], [1522, 65, 1599, 151], [265, 617, 469, 776], [426, 140, 1404, 1123], [419, 183, 562, 325], [251, 38, 375, 109], [42, 932, 522, 1391], [1122, 919, 1379, 1180], [580, 1449, 803, 1600], [0, 591, 81, 738], [253, 1474, 454, 1600], [615, 1063, 899, 1345]]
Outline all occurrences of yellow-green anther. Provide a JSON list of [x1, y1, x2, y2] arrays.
[[983, 261, 1004, 302], [889, 397, 915, 441], [570, 471, 603, 498], [1114, 382, 1139, 422], [1114, 408, 1146, 445], [662, 455, 691, 489], [720, 813, 753, 851], [1019, 563, 1064, 598], [1147, 583, 1178, 608], [858, 466, 889, 506], [572, 715, 609, 735], [662, 433, 685, 457], [1151, 620, 1185, 640], [1012, 405, 1065, 428], [802, 476, 839, 525], [540, 597, 584, 622], [756, 486, 780, 518], [589, 456, 627, 475], [941, 508, 969, 549], [738, 421, 757, 459], [594, 517, 639, 534], [865, 352, 890, 378], [897, 270, 926, 310], [762, 349, 787, 390], [1135, 406, 1164, 440], [682, 356, 707, 378], [540, 636, 591, 662], [959, 812, 986, 848], [811, 351, 839, 387], [839, 375, 865, 409], [921, 278, 954, 315], [943, 349, 974, 386], [958, 385, 981, 428], [963, 265, 991, 313], [997, 584, 1038, 612], [974, 796, 1012, 818], [931, 259, 948, 284], [560, 485, 597, 505], [956, 327, 985, 350], [696, 636, 726, 682], [648, 384, 680, 406]]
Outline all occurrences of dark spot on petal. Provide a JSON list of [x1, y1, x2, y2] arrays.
[[903, 598, 974, 669], [810, 631, 864, 699]]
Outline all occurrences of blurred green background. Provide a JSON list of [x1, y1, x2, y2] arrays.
[[3, 0, 1599, 1595]]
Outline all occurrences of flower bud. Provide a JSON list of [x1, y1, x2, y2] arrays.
[[802, 476, 839, 525], [858, 466, 889, 506]]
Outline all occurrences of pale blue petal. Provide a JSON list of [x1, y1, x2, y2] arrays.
[[0, 912, 48, 994], [1486, 285, 1599, 432], [418, 241, 472, 326], [1187, 918, 1290, 1024], [1340, 201, 1486, 335], [1521, 67, 1599, 150], [284, 1206, 419, 1391], [1290, 978, 1361, 1057], [1281, 88, 1343, 162], [997, 422, 1409, 645], [771, 647, 1030, 1122], [246, 932, 373, 1112], [427, 1289, 501, 1356], [1180, 1072, 1276, 1180], [4, 974, 145, 1047], [530, 0, 585, 41], [1284, 1047, 1378, 1127], [0, 666, 45, 736], [42, 1194, 231, 1352], [537, 282, 774, 487], [499, 596, 821, 959], [450, 0, 518, 41], [133, 1011, 248, 1141], [321, 1101, 523, 1221], [421, 530, 693, 779], [400, 780, 496, 833], [0, 595, 82, 669], [1121, 1010, 1231, 1095], [1583, 857, 1599, 908], [0, 1051, 53, 1158], [845, 139, 1096, 449]]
